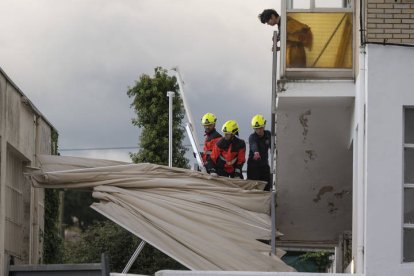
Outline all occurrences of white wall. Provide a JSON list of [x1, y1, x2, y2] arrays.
[[365, 44, 414, 276], [276, 95, 353, 246]]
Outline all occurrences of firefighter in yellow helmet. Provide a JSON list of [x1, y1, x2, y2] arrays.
[[247, 114, 272, 191], [201, 113, 222, 173], [208, 120, 246, 178]]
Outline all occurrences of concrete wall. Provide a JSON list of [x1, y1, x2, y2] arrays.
[[366, 0, 414, 44], [276, 92, 353, 248], [0, 68, 54, 275], [364, 44, 414, 276]]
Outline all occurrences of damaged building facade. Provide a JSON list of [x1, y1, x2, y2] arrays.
[[273, 0, 414, 275], [0, 67, 56, 275]]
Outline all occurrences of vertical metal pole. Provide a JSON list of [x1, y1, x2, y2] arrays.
[[167, 91, 175, 167], [270, 30, 278, 256], [122, 91, 175, 274]]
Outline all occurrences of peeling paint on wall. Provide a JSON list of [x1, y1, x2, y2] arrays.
[[327, 202, 339, 214], [299, 110, 311, 142], [334, 190, 350, 199], [304, 150, 317, 163], [313, 185, 334, 203]]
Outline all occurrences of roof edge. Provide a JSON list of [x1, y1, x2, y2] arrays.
[[0, 65, 57, 132]]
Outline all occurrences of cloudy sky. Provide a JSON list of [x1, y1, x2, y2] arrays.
[[0, 0, 279, 163]]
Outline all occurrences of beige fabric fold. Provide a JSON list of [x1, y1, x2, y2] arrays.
[[30, 155, 294, 272]]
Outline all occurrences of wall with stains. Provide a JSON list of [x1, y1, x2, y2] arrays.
[[276, 97, 353, 247]]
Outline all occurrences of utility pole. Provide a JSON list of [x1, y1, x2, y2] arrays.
[[122, 92, 175, 274], [167, 91, 175, 167]]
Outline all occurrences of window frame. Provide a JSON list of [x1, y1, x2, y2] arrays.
[[281, 0, 355, 80], [403, 107, 414, 263]]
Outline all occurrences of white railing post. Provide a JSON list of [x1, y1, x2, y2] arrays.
[[270, 30, 279, 256]]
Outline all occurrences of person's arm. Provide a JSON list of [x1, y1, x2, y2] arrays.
[[202, 141, 208, 163], [206, 143, 220, 174], [249, 134, 261, 160], [249, 134, 258, 153], [234, 141, 246, 177], [237, 145, 246, 166]]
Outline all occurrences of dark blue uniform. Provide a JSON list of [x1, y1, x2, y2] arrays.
[[247, 130, 271, 191]]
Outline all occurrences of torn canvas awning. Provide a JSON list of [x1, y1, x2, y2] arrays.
[[30, 155, 294, 272]]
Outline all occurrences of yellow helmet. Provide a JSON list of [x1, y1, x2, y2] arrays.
[[201, 113, 217, 126], [222, 120, 239, 135], [251, 114, 266, 128]]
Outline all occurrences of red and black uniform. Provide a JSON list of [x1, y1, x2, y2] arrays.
[[209, 136, 246, 179], [202, 129, 222, 172]]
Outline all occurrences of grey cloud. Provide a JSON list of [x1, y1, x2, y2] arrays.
[[0, 0, 278, 162]]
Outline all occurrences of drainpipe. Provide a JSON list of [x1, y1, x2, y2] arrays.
[[356, 35, 367, 275]]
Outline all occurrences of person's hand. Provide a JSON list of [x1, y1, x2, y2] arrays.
[[210, 168, 218, 177], [234, 168, 243, 179], [253, 152, 261, 160], [271, 46, 281, 52], [272, 35, 281, 42], [193, 152, 204, 158]]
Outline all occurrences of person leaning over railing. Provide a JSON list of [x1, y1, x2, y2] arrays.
[[258, 9, 313, 68]]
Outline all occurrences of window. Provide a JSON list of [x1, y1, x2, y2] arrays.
[[288, 0, 351, 9], [282, 0, 353, 79], [404, 108, 414, 262], [5, 149, 25, 261]]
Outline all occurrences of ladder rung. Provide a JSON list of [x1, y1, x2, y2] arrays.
[[403, 223, 414, 229]]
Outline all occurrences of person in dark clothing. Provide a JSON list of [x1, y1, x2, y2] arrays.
[[201, 112, 222, 173], [209, 120, 246, 179], [247, 114, 272, 191]]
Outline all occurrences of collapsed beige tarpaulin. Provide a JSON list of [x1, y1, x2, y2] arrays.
[[30, 155, 294, 272]]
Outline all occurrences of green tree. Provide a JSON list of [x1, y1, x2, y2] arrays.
[[63, 190, 105, 230], [64, 220, 186, 274], [127, 67, 189, 168], [43, 129, 63, 263], [299, 251, 333, 272]]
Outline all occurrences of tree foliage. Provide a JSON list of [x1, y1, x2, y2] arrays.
[[127, 67, 189, 168], [64, 220, 186, 274], [43, 129, 63, 263], [43, 189, 63, 263], [299, 251, 333, 272], [63, 190, 105, 230]]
